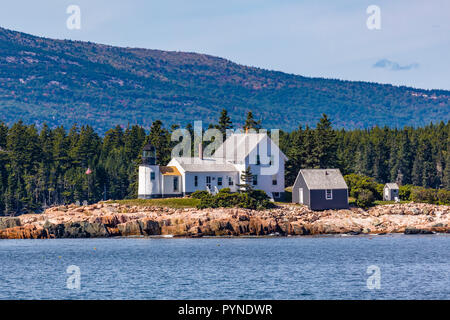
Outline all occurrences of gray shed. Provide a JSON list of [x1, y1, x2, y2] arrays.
[[383, 183, 399, 201], [292, 169, 349, 210]]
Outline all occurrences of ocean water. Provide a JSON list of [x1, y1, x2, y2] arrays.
[[0, 235, 449, 300]]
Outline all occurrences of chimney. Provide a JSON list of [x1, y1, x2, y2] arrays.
[[198, 143, 203, 160]]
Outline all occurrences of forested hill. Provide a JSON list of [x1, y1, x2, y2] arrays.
[[0, 27, 449, 132]]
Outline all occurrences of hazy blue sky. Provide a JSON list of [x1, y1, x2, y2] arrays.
[[1, 0, 449, 90]]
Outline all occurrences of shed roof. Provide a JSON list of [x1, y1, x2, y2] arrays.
[[299, 169, 348, 190], [384, 183, 399, 189]]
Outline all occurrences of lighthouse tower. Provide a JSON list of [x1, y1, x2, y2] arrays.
[[138, 143, 161, 198]]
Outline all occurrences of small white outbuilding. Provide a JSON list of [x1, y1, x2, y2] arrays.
[[383, 183, 400, 201]]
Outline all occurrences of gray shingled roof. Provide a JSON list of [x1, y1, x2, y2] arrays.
[[385, 183, 399, 189], [173, 157, 237, 172], [300, 169, 348, 190]]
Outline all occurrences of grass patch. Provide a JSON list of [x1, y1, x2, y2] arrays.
[[107, 198, 200, 208], [374, 200, 411, 205]]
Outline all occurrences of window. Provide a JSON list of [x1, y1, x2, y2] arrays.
[[150, 172, 155, 181], [228, 177, 234, 186], [206, 176, 211, 189], [218, 177, 223, 186], [272, 175, 277, 185], [256, 155, 261, 165], [326, 189, 333, 200], [173, 177, 179, 192], [253, 175, 258, 185], [194, 176, 198, 187]]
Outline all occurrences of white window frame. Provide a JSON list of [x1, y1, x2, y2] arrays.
[[325, 189, 333, 200]]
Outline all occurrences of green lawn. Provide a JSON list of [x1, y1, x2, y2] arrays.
[[107, 198, 200, 208], [373, 200, 412, 205]]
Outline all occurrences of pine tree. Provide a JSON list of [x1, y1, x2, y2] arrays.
[[443, 136, 450, 189], [237, 166, 254, 193], [421, 137, 435, 188], [286, 126, 305, 185], [313, 114, 337, 169], [244, 111, 261, 131], [218, 108, 233, 136], [148, 120, 170, 165], [390, 130, 413, 185], [303, 126, 319, 168]]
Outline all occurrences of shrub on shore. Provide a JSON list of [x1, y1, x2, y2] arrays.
[[399, 184, 414, 201], [355, 189, 375, 208], [410, 187, 450, 205], [190, 191, 211, 200], [344, 174, 382, 200], [344, 173, 380, 207], [195, 188, 274, 210]]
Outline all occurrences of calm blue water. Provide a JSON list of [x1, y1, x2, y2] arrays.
[[0, 235, 449, 300]]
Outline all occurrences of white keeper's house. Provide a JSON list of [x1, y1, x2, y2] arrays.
[[138, 132, 287, 200]]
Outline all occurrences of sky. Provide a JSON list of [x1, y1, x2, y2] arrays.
[[1, 0, 449, 90]]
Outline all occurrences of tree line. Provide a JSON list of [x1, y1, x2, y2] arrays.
[[0, 110, 449, 215]]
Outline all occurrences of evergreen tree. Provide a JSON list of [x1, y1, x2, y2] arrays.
[[244, 111, 261, 131], [237, 166, 254, 193], [390, 130, 413, 185], [148, 120, 170, 165], [218, 108, 233, 136], [313, 114, 337, 168], [443, 136, 450, 189], [303, 126, 318, 168], [286, 126, 305, 185]]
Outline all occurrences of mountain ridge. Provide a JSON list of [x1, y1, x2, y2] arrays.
[[0, 26, 449, 132]]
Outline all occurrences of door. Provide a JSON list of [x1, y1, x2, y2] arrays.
[[299, 188, 303, 204], [206, 176, 211, 190]]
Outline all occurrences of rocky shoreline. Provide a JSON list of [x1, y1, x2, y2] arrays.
[[0, 202, 449, 239]]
